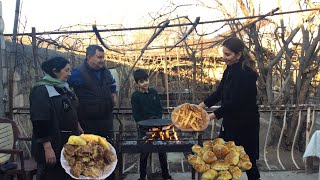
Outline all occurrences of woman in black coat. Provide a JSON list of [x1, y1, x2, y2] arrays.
[[30, 57, 84, 180], [199, 37, 260, 180]]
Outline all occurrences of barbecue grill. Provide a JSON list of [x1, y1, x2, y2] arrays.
[[114, 119, 205, 180]]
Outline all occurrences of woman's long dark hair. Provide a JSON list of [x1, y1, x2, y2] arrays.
[[222, 37, 257, 72]]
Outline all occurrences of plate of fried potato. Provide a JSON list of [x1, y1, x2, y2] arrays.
[[60, 134, 117, 179], [171, 103, 210, 131]]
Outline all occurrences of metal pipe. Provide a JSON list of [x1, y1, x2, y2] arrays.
[[264, 111, 273, 170], [306, 107, 312, 147], [277, 109, 286, 170], [4, 8, 320, 37], [291, 110, 301, 169]]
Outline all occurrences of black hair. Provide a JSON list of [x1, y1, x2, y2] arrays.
[[41, 57, 69, 78], [222, 37, 256, 72], [222, 37, 245, 54], [133, 69, 149, 83], [86, 45, 104, 58]]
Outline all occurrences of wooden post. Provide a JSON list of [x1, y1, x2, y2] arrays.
[[31, 27, 39, 80], [192, 52, 196, 103], [176, 48, 181, 106], [164, 49, 169, 108], [0, 1, 6, 117], [8, 0, 21, 119], [115, 133, 122, 180], [200, 42, 203, 84]]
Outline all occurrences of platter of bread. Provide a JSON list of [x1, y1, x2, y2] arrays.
[[171, 103, 209, 131], [60, 134, 117, 179], [187, 138, 252, 180]]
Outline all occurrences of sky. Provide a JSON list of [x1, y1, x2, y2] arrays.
[[1, 0, 317, 34]]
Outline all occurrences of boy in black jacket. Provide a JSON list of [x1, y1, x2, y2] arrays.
[[131, 69, 172, 180]]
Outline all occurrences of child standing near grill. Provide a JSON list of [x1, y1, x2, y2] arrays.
[[131, 69, 172, 180]]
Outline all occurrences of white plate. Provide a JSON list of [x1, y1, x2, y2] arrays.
[[60, 141, 118, 180]]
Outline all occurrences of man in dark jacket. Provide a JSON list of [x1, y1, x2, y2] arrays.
[[68, 45, 117, 140]]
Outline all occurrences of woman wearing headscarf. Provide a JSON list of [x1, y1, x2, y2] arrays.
[[30, 57, 83, 180]]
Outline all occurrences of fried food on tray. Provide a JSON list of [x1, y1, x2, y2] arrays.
[[229, 166, 242, 179], [171, 103, 209, 131], [67, 135, 87, 145], [224, 148, 240, 166], [70, 161, 85, 178], [238, 160, 252, 170], [188, 154, 205, 166], [191, 144, 204, 155], [202, 151, 217, 164], [187, 154, 197, 165], [63, 134, 116, 178], [212, 144, 230, 159], [235, 145, 244, 152], [82, 166, 103, 178], [224, 141, 236, 149], [193, 163, 210, 173], [240, 152, 250, 162], [104, 150, 117, 163], [217, 170, 232, 180], [212, 138, 224, 146], [187, 138, 252, 179], [202, 169, 218, 180], [203, 140, 213, 151], [211, 160, 230, 171]]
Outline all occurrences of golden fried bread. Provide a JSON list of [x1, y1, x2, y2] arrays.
[[212, 138, 224, 145], [224, 148, 240, 165], [171, 103, 209, 131], [187, 139, 252, 178], [212, 144, 230, 159], [192, 144, 204, 155], [229, 166, 242, 179], [203, 140, 213, 151], [238, 160, 252, 170], [224, 141, 236, 149], [240, 152, 250, 161], [235, 145, 244, 152], [188, 155, 205, 165], [202, 150, 217, 164], [210, 160, 230, 171], [187, 154, 197, 165], [202, 169, 218, 180], [193, 163, 210, 173], [217, 170, 232, 180]]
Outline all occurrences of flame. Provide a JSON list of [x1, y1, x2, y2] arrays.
[[160, 132, 164, 141], [162, 124, 173, 131], [172, 127, 178, 140], [145, 124, 179, 142], [165, 129, 170, 139]]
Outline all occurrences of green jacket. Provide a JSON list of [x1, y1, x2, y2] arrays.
[[131, 88, 163, 122]]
